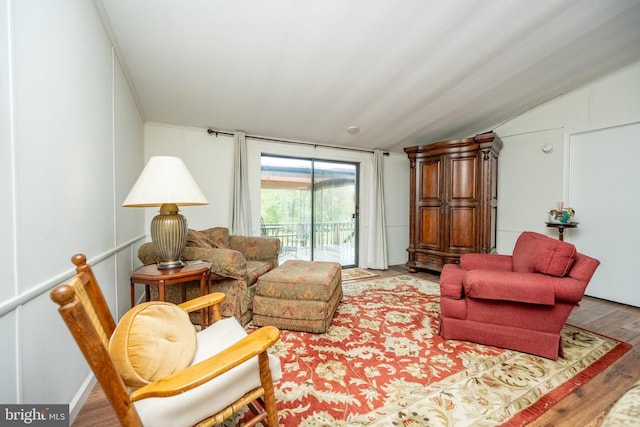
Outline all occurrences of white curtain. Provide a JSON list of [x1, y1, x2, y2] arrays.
[[231, 131, 253, 235], [366, 149, 388, 269]]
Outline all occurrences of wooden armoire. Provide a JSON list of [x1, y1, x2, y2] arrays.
[[404, 132, 502, 272]]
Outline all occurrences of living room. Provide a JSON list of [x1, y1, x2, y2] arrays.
[[2, 1, 640, 425]]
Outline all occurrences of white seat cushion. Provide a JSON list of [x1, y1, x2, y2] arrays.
[[134, 317, 282, 427]]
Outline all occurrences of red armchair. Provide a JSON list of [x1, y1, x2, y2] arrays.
[[438, 231, 600, 360]]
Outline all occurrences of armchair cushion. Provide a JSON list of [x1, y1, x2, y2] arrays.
[[134, 318, 282, 426], [109, 302, 197, 388], [512, 231, 576, 277], [464, 270, 556, 305], [460, 253, 513, 271], [230, 235, 280, 263], [186, 229, 217, 249], [186, 227, 230, 249], [534, 240, 576, 277], [201, 227, 231, 248]]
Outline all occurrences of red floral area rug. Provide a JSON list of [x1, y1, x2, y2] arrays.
[[239, 274, 630, 426]]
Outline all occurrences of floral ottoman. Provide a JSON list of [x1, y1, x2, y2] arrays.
[[252, 260, 342, 333]]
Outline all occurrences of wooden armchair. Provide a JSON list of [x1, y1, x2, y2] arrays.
[[50, 254, 281, 426]]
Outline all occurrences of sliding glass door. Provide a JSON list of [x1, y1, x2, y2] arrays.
[[260, 155, 358, 267]]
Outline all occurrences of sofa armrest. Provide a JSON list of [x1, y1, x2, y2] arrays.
[[460, 253, 513, 271], [229, 235, 280, 268], [464, 270, 557, 305]]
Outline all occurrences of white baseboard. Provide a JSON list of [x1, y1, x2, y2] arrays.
[[69, 374, 97, 425]]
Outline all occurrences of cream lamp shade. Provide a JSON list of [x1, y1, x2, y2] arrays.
[[123, 156, 208, 269]]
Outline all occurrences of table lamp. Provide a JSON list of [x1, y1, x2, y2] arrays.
[[123, 156, 208, 269]]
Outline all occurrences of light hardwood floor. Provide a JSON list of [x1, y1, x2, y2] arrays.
[[72, 266, 640, 426]]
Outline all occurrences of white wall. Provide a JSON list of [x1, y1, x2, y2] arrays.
[[0, 0, 145, 419], [495, 60, 640, 306], [144, 124, 410, 267], [144, 124, 236, 229]]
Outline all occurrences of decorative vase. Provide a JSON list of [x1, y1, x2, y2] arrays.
[[548, 207, 575, 224]]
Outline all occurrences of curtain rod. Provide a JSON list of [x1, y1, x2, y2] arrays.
[[206, 128, 389, 156]]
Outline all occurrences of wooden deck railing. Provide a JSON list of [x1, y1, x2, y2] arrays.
[[261, 221, 355, 250]]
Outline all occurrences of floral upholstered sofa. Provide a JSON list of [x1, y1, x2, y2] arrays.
[[138, 227, 280, 325]]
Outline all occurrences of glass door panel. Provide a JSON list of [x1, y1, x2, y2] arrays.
[[313, 161, 357, 266], [260, 156, 312, 260]]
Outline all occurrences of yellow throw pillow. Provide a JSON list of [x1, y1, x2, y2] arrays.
[[109, 302, 197, 388]]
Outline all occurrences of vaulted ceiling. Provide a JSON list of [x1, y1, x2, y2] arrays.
[[98, 1, 640, 153]]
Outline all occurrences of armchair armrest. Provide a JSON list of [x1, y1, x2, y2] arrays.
[[178, 292, 225, 322], [178, 292, 225, 312], [130, 325, 280, 400], [460, 253, 513, 271], [550, 276, 588, 304], [440, 264, 465, 299], [229, 235, 280, 268], [181, 247, 248, 280], [464, 270, 556, 305]]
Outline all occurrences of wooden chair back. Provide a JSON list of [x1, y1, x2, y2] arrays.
[[50, 254, 143, 426]]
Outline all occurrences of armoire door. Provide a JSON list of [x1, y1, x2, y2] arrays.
[[446, 153, 479, 253], [417, 157, 443, 251]]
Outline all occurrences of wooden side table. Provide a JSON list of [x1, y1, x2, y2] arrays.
[[130, 261, 211, 328], [545, 222, 579, 241]]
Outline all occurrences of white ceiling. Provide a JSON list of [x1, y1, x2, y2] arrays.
[[98, 0, 640, 153]]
